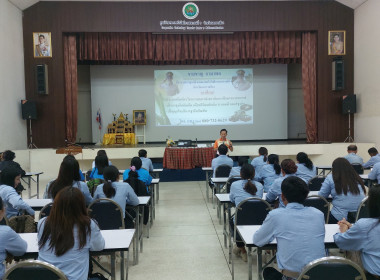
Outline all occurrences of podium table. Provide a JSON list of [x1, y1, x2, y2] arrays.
[[163, 147, 214, 169]]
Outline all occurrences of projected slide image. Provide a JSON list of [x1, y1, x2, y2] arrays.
[[154, 69, 254, 126]]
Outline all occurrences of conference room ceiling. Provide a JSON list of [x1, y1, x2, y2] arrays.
[[9, 0, 368, 11]]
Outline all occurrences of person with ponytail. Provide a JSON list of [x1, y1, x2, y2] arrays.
[[295, 152, 316, 182], [251, 147, 268, 180], [123, 157, 152, 186], [319, 157, 366, 224], [266, 159, 298, 208], [93, 165, 139, 218], [256, 154, 281, 192], [229, 164, 263, 261], [43, 155, 93, 205]]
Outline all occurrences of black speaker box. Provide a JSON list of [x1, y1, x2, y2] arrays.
[[342, 95, 356, 114], [36, 64, 48, 94], [332, 59, 344, 91], [21, 100, 37, 120]]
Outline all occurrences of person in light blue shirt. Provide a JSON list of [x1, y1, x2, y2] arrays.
[[229, 164, 264, 261], [254, 176, 325, 280], [38, 187, 105, 280], [295, 152, 316, 182], [344, 144, 364, 165], [123, 157, 153, 186], [266, 159, 300, 208], [256, 154, 281, 192], [334, 186, 380, 280], [0, 197, 27, 279], [43, 155, 93, 205], [229, 157, 248, 177], [139, 149, 154, 172], [368, 161, 380, 183], [363, 147, 380, 168], [89, 154, 109, 180], [94, 165, 139, 218], [0, 165, 34, 219], [318, 157, 366, 224], [251, 147, 268, 180], [211, 144, 233, 177]]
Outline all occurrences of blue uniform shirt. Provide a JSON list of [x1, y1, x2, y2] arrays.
[[334, 218, 380, 276], [256, 164, 281, 192], [44, 181, 93, 205], [251, 155, 267, 180], [38, 218, 105, 280], [363, 154, 380, 168], [0, 185, 35, 219], [253, 203, 326, 273], [229, 179, 264, 207], [229, 166, 241, 177], [123, 169, 152, 186], [368, 162, 380, 183], [318, 174, 365, 221], [140, 157, 154, 172], [211, 155, 233, 177], [93, 181, 139, 217], [266, 174, 300, 208], [89, 167, 104, 180], [344, 153, 364, 165], [295, 163, 316, 183], [0, 225, 27, 279]]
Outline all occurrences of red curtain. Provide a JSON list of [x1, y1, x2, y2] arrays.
[[301, 32, 317, 143], [63, 35, 78, 143]]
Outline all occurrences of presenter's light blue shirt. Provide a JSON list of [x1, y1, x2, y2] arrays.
[[256, 164, 281, 192], [253, 203, 325, 273], [0, 185, 35, 219], [123, 169, 152, 186], [93, 181, 139, 217], [38, 218, 105, 280], [265, 174, 299, 208], [344, 153, 364, 165], [229, 179, 264, 207], [140, 157, 154, 172], [211, 155, 233, 177], [296, 163, 316, 183], [0, 225, 27, 279], [318, 174, 365, 221], [368, 162, 380, 183], [43, 180, 93, 205], [251, 155, 268, 179], [363, 154, 380, 168], [334, 218, 380, 276]]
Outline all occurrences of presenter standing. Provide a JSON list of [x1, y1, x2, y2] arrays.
[[214, 129, 233, 152]]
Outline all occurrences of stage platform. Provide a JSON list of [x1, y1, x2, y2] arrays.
[[13, 141, 375, 183]]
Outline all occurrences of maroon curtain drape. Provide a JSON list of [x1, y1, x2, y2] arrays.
[[63, 35, 78, 143], [301, 32, 317, 143]]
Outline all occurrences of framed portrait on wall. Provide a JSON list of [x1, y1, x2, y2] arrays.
[[133, 110, 146, 125], [33, 32, 52, 58], [328, 30, 346, 55]]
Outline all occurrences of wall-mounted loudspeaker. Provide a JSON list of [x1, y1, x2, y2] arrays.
[[332, 58, 344, 91], [21, 100, 37, 120], [342, 94, 356, 114], [36, 64, 48, 94]]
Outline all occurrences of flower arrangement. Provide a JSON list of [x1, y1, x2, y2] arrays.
[[166, 138, 175, 147]]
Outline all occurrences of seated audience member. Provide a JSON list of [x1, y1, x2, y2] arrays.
[[0, 165, 34, 219], [43, 155, 93, 205], [89, 154, 109, 180], [344, 144, 363, 165], [94, 165, 139, 220], [251, 147, 268, 180], [91, 150, 112, 169], [38, 187, 105, 280], [123, 157, 152, 186], [318, 158, 366, 224], [213, 129, 233, 152], [253, 176, 325, 280], [334, 185, 380, 280], [139, 149, 153, 172], [211, 144, 233, 177], [368, 161, 380, 183], [230, 164, 264, 262], [0, 197, 27, 279], [257, 154, 281, 192], [0, 150, 26, 193], [363, 147, 380, 168], [295, 152, 316, 182], [229, 157, 247, 177], [266, 159, 299, 208]]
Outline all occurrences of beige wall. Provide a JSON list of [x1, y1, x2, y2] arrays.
[[354, 0, 380, 148], [0, 1, 27, 151]]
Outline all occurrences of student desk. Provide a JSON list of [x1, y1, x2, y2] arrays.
[[20, 229, 135, 280], [22, 172, 43, 199], [315, 165, 332, 176], [202, 167, 213, 201]]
